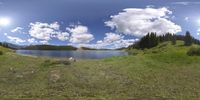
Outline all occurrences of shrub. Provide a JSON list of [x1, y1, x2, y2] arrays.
[[0, 51, 3, 55], [41, 60, 52, 68], [187, 47, 200, 56]]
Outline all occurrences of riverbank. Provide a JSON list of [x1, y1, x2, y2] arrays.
[[0, 41, 200, 99]]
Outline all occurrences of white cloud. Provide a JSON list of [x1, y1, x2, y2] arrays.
[[105, 7, 182, 37], [184, 17, 189, 21], [11, 27, 23, 33], [57, 32, 69, 41], [78, 32, 139, 49], [29, 22, 69, 41], [172, 2, 200, 5], [104, 32, 124, 43], [27, 38, 38, 44], [146, 5, 155, 8], [7, 36, 26, 44], [39, 40, 49, 44], [197, 28, 200, 35], [67, 25, 94, 43], [80, 39, 138, 49], [172, 2, 190, 5]]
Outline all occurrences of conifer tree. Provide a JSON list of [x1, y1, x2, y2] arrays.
[[139, 32, 158, 49], [184, 31, 193, 46], [171, 34, 176, 45]]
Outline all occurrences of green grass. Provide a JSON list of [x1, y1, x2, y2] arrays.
[[187, 47, 200, 56], [0, 41, 200, 100]]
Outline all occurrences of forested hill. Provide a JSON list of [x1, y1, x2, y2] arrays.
[[23, 45, 77, 50]]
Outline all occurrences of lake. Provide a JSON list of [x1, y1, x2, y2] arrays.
[[16, 50, 128, 59]]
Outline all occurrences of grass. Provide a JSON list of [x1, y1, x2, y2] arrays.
[[0, 41, 200, 99], [187, 46, 200, 56]]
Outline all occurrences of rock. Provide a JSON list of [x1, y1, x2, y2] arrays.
[[49, 70, 61, 83], [69, 57, 76, 62], [16, 74, 23, 78], [9, 67, 16, 73]]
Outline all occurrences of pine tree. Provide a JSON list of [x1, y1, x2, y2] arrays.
[[184, 31, 193, 46], [171, 34, 176, 45], [139, 32, 158, 49]]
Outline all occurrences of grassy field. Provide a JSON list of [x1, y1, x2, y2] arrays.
[[0, 41, 200, 100]]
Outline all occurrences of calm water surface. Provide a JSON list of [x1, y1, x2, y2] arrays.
[[16, 50, 128, 59]]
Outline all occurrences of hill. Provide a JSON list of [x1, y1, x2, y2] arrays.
[[0, 42, 24, 50], [23, 45, 77, 50], [79, 47, 111, 50], [0, 41, 200, 99], [0, 45, 12, 52]]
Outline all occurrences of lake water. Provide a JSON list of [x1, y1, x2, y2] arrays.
[[16, 50, 128, 59]]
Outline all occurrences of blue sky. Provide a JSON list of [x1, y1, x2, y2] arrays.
[[0, 0, 200, 48]]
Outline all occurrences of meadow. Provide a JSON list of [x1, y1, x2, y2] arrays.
[[0, 41, 200, 100]]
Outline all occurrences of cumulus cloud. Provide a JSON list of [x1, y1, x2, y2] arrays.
[[98, 33, 138, 49], [39, 40, 49, 44], [67, 25, 94, 43], [81, 39, 138, 49], [27, 38, 38, 44], [29, 22, 69, 41], [105, 7, 182, 37], [7, 36, 26, 44], [11, 27, 23, 33], [57, 32, 69, 41], [103, 32, 124, 43], [78, 32, 139, 49]]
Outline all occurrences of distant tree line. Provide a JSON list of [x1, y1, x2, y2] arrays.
[[128, 31, 199, 49], [23, 45, 77, 50], [0, 42, 9, 48]]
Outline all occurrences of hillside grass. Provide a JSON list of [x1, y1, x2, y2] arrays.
[[0, 41, 200, 100]]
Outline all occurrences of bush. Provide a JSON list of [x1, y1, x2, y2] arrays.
[[0, 51, 3, 55], [187, 47, 200, 56], [42, 60, 52, 67]]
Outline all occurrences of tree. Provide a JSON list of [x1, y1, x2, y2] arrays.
[[171, 34, 176, 45], [139, 32, 158, 49], [184, 31, 193, 46]]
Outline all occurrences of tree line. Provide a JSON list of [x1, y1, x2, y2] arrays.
[[128, 31, 199, 49], [0, 42, 9, 48]]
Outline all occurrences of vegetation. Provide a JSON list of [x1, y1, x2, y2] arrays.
[[184, 31, 193, 46], [0, 51, 3, 55], [187, 47, 200, 56], [139, 32, 159, 49], [129, 31, 200, 50], [1, 31, 200, 99], [171, 34, 176, 45], [0, 40, 200, 99], [23, 45, 77, 50], [0, 42, 23, 49], [79, 47, 97, 50]]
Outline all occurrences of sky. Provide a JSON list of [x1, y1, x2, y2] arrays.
[[0, 0, 200, 49]]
